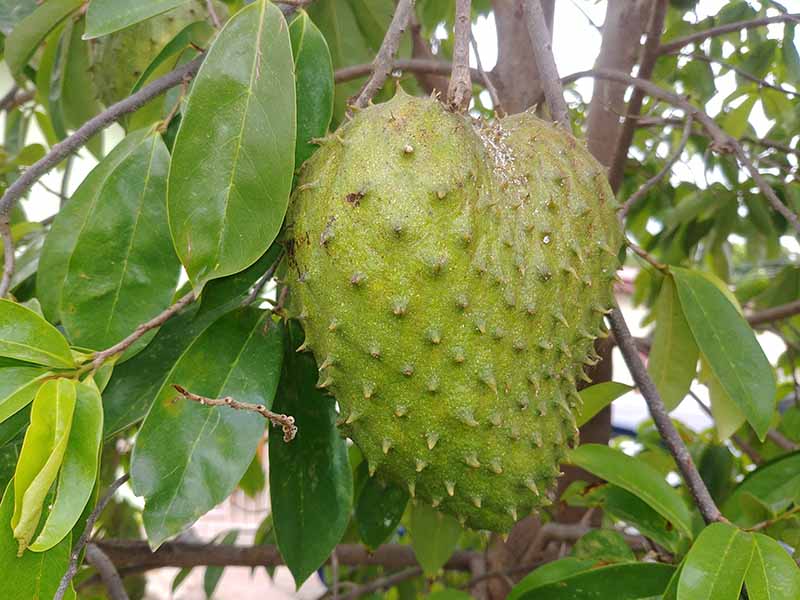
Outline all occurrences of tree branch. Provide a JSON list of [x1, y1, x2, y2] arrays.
[[0, 215, 13, 297], [0, 56, 204, 220], [747, 299, 800, 327], [85, 544, 130, 600], [470, 30, 503, 114], [659, 13, 800, 55], [353, 0, 415, 109], [340, 567, 422, 600], [448, 0, 472, 111], [335, 59, 482, 85], [678, 52, 800, 98]]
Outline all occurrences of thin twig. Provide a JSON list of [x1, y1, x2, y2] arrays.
[[766, 428, 799, 452], [469, 30, 503, 115], [340, 567, 422, 600], [206, 0, 222, 28], [627, 238, 668, 272], [172, 385, 297, 442], [353, 0, 415, 109], [735, 148, 800, 234], [55, 474, 131, 600], [243, 250, 285, 305], [447, 0, 472, 112], [336, 59, 482, 85], [91, 291, 196, 370], [679, 52, 800, 98], [0, 55, 205, 220], [85, 544, 130, 600], [620, 116, 693, 219], [0, 215, 14, 297], [748, 299, 800, 327], [523, 0, 569, 130], [60, 156, 73, 209], [690, 391, 763, 465], [0, 87, 34, 113]]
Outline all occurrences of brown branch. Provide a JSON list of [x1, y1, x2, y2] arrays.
[[766, 428, 799, 452], [523, 0, 569, 130], [340, 567, 422, 600], [243, 250, 285, 305], [620, 116, 693, 219], [0, 55, 205, 220], [470, 30, 503, 115], [735, 148, 800, 234], [353, 0, 415, 109], [91, 291, 196, 370], [55, 474, 131, 600], [172, 384, 297, 442], [335, 59, 482, 85], [447, 0, 472, 111], [0, 215, 13, 297], [679, 52, 800, 98], [659, 13, 800, 55], [85, 544, 130, 600], [0, 87, 35, 113], [747, 299, 800, 327], [205, 0, 222, 29]]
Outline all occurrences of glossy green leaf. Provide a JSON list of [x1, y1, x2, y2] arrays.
[[60, 132, 179, 354], [61, 17, 102, 132], [567, 444, 693, 538], [269, 321, 352, 585], [131, 309, 282, 547], [648, 276, 699, 411], [356, 474, 409, 549], [723, 452, 800, 527], [572, 529, 635, 563], [168, 0, 295, 290], [0, 367, 51, 424], [576, 382, 632, 427], [4, 0, 83, 74], [672, 267, 775, 440], [605, 485, 684, 554], [678, 523, 753, 600], [85, 0, 192, 38], [35, 23, 67, 141], [203, 529, 239, 598], [0, 482, 75, 600], [508, 558, 596, 600], [12, 379, 76, 553], [29, 381, 102, 552], [410, 502, 462, 576], [289, 10, 334, 169], [37, 129, 152, 322], [516, 562, 675, 600], [745, 532, 800, 600], [0, 299, 74, 369]]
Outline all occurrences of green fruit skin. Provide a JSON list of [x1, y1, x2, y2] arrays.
[[285, 92, 622, 532], [88, 0, 213, 107]]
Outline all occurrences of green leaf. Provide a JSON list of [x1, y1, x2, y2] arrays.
[[0, 482, 75, 600], [203, 529, 238, 598], [12, 379, 76, 553], [0, 367, 51, 424], [168, 0, 295, 290], [4, 0, 83, 74], [427, 591, 472, 600], [290, 10, 334, 169], [782, 26, 800, 84], [648, 276, 699, 411], [516, 562, 675, 600], [0, 299, 74, 369], [29, 381, 102, 552], [567, 444, 693, 538], [37, 129, 153, 322], [237, 452, 265, 499], [572, 530, 635, 563], [672, 267, 775, 440], [508, 558, 596, 600], [700, 357, 746, 440], [0, 0, 37, 36], [678, 523, 753, 600], [131, 309, 282, 547], [720, 95, 757, 139], [745, 532, 800, 600], [576, 382, 632, 427], [409, 502, 462, 576], [60, 17, 102, 132], [723, 451, 800, 527], [740, 40, 778, 81], [679, 60, 716, 102], [60, 132, 179, 355], [355, 473, 408, 549], [269, 321, 352, 585], [605, 485, 684, 554], [85, 0, 193, 39]]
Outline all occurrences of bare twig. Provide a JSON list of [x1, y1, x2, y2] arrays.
[[340, 567, 422, 600], [690, 391, 763, 465], [0, 87, 34, 113], [470, 30, 502, 115], [243, 250, 285, 305], [448, 0, 472, 111], [206, 0, 222, 28], [766, 428, 799, 452], [60, 156, 73, 209], [735, 148, 800, 234], [335, 59, 482, 85], [0, 215, 14, 297], [748, 299, 800, 327], [659, 13, 800, 55], [523, 0, 569, 130], [0, 55, 205, 220], [85, 544, 130, 600], [91, 291, 196, 370], [353, 0, 415, 109], [627, 238, 668, 272], [172, 384, 297, 442], [679, 52, 800, 98], [55, 474, 131, 600], [620, 116, 693, 218]]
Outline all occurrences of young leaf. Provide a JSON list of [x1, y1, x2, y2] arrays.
[[0, 366, 51, 424], [355, 473, 409, 549], [576, 382, 632, 427], [567, 444, 693, 538], [745, 532, 800, 600], [672, 267, 775, 440], [168, 0, 295, 291], [85, 0, 195, 39], [507, 558, 597, 600], [131, 309, 282, 547], [678, 522, 753, 600], [269, 322, 352, 586], [29, 380, 102, 552], [289, 10, 334, 169], [4, 0, 83, 74], [410, 502, 462, 576], [60, 132, 179, 355], [0, 299, 74, 369], [12, 378, 77, 553], [648, 276, 699, 411]]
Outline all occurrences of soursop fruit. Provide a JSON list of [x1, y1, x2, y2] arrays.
[[88, 0, 217, 107], [285, 91, 621, 531]]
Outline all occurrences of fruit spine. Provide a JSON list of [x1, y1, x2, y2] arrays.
[[285, 91, 621, 531]]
